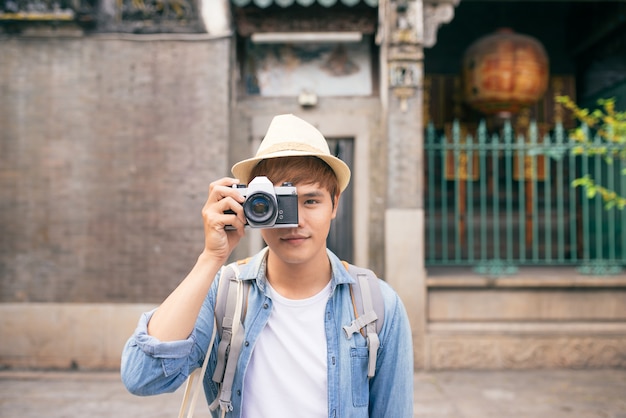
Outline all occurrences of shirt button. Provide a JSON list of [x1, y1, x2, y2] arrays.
[[237, 390, 241, 396], [244, 341, 250, 347], [263, 303, 269, 309]]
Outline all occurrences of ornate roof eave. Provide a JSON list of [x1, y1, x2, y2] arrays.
[[233, 0, 378, 36], [232, 0, 378, 8]]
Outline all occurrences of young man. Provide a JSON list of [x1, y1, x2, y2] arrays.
[[121, 114, 414, 417]]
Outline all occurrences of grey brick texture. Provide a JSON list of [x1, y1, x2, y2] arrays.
[[0, 37, 231, 303]]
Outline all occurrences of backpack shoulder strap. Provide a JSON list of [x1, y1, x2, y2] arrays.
[[341, 262, 384, 378], [212, 264, 235, 337], [211, 263, 237, 384], [210, 261, 250, 413], [213, 258, 253, 336]]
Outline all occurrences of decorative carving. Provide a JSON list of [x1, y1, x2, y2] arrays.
[[95, 0, 205, 33], [429, 336, 626, 369], [234, 6, 377, 36], [0, 0, 95, 28], [390, 0, 420, 44], [117, 0, 195, 21], [389, 62, 420, 88], [387, 0, 424, 110], [423, 0, 458, 48], [392, 86, 416, 111]]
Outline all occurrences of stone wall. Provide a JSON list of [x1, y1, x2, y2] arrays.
[[0, 35, 231, 303], [423, 271, 626, 369], [0, 303, 156, 369]]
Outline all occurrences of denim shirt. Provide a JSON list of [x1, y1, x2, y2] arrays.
[[121, 248, 414, 417]]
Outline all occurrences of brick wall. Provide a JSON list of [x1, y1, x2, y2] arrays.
[[0, 36, 231, 303]]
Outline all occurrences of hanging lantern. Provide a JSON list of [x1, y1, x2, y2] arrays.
[[462, 28, 549, 116]]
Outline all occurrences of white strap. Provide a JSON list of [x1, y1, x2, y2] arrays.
[[357, 273, 380, 378], [221, 278, 244, 413], [342, 310, 378, 339], [341, 273, 381, 378], [209, 268, 244, 413], [178, 317, 217, 418]]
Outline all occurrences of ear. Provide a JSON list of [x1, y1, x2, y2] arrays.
[[331, 193, 340, 219]]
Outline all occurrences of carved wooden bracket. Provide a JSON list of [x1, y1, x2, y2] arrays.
[[423, 0, 459, 48]]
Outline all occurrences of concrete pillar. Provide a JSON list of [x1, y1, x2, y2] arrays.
[[381, 0, 427, 370], [382, 0, 459, 369]]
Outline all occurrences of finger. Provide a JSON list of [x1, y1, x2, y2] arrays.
[[207, 210, 238, 229], [203, 195, 246, 228], [208, 179, 244, 204], [208, 210, 246, 236], [208, 177, 240, 194], [223, 212, 247, 233]]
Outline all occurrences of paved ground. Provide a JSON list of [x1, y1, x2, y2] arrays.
[[1, 369, 625, 417]]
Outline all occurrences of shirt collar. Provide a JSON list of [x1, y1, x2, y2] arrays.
[[237, 247, 355, 294]]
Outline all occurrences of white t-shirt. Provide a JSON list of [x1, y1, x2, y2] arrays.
[[241, 281, 331, 418]]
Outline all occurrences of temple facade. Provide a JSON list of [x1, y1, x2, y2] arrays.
[[1, 0, 625, 369]]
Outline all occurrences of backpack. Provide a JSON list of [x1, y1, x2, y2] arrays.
[[208, 259, 385, 414]]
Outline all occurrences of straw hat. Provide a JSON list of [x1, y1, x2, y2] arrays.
[[231, 114, 351, 192]]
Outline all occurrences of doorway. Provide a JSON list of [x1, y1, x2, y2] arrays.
[[326, 137, 354, 263]]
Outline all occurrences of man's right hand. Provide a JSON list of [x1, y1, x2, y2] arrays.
[[147, 177, 247, 342], [200, 177, 247, 264]]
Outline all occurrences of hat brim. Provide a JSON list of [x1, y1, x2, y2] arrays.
[[232, 150, 351, 193]]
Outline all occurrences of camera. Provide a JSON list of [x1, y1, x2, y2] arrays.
[[225, 176, 298, 229]]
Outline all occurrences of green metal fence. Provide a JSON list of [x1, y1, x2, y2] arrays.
[[424, 119, 626, 275]]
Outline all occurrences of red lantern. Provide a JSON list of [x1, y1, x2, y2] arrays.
[[462, 28, 549, 116]]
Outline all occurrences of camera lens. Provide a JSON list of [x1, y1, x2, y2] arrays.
[[243, 192, 277, 225], [250, 197, 270, 216]]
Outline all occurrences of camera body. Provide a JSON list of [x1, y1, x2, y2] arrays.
[[226, 176, 298, 229]]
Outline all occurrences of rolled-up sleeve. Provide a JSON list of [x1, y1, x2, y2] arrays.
[[133, 310, 196, 359], [121, 277, 219, 396], [121, 309, 196, 395]]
